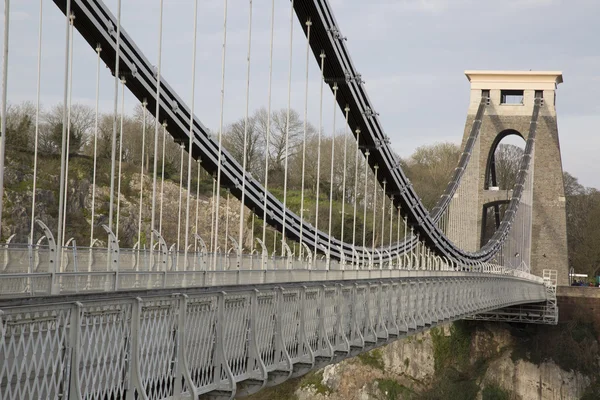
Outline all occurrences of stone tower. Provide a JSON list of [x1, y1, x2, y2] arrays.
[[458, 71, 568, 285]]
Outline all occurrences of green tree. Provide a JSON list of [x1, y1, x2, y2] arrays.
[[4, 102, 35, 151], [402, 142, 461, 210], [564, 172, 600, 278]]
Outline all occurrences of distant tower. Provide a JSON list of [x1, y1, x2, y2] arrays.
[[455, 71, 568, 285]]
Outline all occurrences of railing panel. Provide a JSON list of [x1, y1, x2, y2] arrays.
[[354, 286, 369, 345], [137, 297, 180, 400], [184, 295, 218, 394], [58, 272, 116, 294], [223, 293, 251, 379], [281, 289, 302, 361], [323, 288, 337, 354], [366, 285, 379, 343], [340, 287, 354, 349], [255, 290, 278, 370], [1, 245, 32, 274], [0, 304, 72, 400], [0, 274, 52, 297], [78, 301, 132, 400], [304, 288, 320, 355]]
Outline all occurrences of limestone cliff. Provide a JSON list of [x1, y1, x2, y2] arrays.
[[250, 320, 599, 400]]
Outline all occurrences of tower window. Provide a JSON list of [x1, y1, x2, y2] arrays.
[[500, 90, 524, 105]]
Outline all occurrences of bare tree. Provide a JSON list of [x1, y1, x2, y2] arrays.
[[222, 115, 265, 179], [132, 103, 157, 173], [492, 144, 523, 190], [254, 107, 315, 187], [41, 103, 95, 155]]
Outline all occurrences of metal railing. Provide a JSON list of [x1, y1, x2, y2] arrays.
[[0, 274, 548, 400], [0, 242, 544, 298]]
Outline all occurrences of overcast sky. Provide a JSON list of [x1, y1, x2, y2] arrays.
[[5, 0, 600, 188]]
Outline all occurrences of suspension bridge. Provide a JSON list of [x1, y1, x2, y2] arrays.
[[0, 0, 567, 399]]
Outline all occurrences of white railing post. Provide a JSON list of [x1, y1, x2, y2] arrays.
[[126, 297, 148, 400], [68, 302, 83, 399]]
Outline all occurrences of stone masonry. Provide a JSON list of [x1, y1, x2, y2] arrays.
[[455, 71, 569, 285]]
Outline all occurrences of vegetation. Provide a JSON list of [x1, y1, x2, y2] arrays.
[[244, 376, 303, 400], [421, 321, 488, 400], [299, 370, 333, 395], [1, 101, 411, 251], [580, 380, 600, 400], [510, 310, 599, 375], [376, 379, 415, 400], [430, 322, 473, 372], [564, 172, 600, 280], [358, 348, 385, 371], [481, 384, 511, 400], [419, 370, 480, 400]]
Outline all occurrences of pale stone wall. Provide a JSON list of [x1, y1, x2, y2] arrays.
[[452, 72, 569, 285]]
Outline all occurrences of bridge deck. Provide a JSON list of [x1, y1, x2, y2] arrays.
[[0, 272, 547, 400]]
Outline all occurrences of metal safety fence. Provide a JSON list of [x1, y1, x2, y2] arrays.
[[0, 274, 549, 400], [0, 242, 544, 298]]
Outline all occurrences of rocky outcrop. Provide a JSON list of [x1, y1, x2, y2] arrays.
[[283, 322, 595, 400], [482, 353, 590, 400]]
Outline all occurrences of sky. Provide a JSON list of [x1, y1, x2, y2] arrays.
[[4, 0, 600, 188]]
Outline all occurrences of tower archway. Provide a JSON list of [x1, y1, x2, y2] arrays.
[[451, 71, 568, 284]]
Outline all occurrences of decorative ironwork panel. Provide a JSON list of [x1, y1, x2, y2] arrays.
[[78, 301, 132, 400], [0, 305, 72, 400], [223, 294, 251, 379], [255, 291, 278, 370], [184, 295, 218, 394], [137, 297, 180, 400]]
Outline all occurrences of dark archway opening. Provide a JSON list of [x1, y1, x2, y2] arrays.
[[484, 129, 525, 190], [481, 200, 510, 247], [482, 130, 525, 246]]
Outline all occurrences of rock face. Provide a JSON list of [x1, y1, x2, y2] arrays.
[[473, 323, 591, 400], [483, 353, 590, 400], [292, 330, 436, 400], [287, 322, 594, 400], [0, 152, 234, 249]]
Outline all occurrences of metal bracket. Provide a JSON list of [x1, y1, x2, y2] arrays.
[[194, 233, 208, 255], [301, 242, 313, 266], [344, 70, 363, 85], [35, 219, 58, 274], [327, 26, 347, 41], [152, 229, 169, 271], [362, 107, 379, 118], [102, 225, 120, 271], [337, 244, 346, 268], [281, 240, 293, 269], [255, 238, 268, 269]]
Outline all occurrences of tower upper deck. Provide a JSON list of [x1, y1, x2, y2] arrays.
[[464, 70, 563, 116]]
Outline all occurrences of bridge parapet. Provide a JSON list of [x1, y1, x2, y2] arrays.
[[0, 242, 544, 298], [0, 274, 547, 400]]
